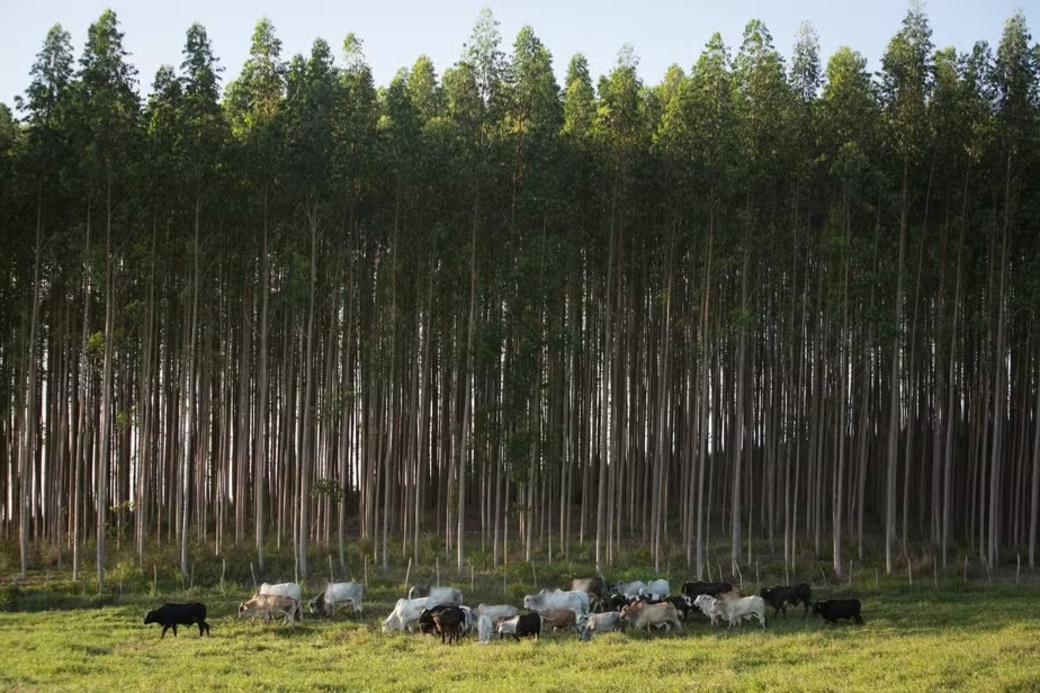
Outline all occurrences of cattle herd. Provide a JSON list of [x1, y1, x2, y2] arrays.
[[144, 575, 865, 644]]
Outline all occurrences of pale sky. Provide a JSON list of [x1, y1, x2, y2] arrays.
[[3, 0, 1032, 111]]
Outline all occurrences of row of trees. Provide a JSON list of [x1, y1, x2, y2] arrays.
[[1, 6, 1038, 588]]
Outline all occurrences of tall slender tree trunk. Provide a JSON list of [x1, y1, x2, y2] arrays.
[[885, 159, 909, 575]]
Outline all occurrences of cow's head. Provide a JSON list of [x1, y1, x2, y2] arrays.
[[144, 610, 157, 625], [308, 595, 326, 615]]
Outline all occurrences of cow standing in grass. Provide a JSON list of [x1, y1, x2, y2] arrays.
[[144, 603, 210, 639], [812, 599, 864, 624], [760, 583, 812, 618]]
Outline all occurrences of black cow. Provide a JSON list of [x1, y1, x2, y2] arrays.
[[760, 583, 812, 618], [500, 612, 541, 640], [682, 581, 733, 599], [144, 603, 211, 638], [603, 592, 630, 611], [667, 595, 697, 621], [812, 599, 864, 624], [418, 604, 451, 635], [431, 606, 465, 644], [408, 585, 430, 600]]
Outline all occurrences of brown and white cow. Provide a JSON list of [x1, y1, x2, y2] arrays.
[[619, 600, 682, 632], [239, 593, 300, 628]]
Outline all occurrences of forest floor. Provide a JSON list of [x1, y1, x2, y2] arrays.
[[0, 567, 1038, 693]]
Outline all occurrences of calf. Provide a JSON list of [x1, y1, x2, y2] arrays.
[[812, 599, 864, 624], [498, 613, 541, 640], [431, 605, 466, 644], [144, 603, 210, 639], [760, 583, 811, 618], [693, 594, 723, 626], [580, 611, 623, 641], [537, 607, 578, 632]]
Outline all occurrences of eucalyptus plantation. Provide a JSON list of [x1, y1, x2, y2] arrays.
[[1, 6, 1038, 583]]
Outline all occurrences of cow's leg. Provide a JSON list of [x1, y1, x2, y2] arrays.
[[172, 624, 178, 637], [160, 624, 170, 639]]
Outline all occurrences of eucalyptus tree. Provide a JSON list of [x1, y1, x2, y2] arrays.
[[14, 23, 76, 578], [989, 11, 1037, 567], [820, 46, 879, 574], [668, 32, 736, 577], [879, 2, 933, 574], [592, 44, 648, 564], [75, 9, 140, 591], [223, 18, 286, 574], [731, 19, 791, 566]]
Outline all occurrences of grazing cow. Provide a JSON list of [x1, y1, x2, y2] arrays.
[[498, 613, 541, 640], [477, 614, 494, 644], [639, 579, 670, 601], [238, 593, 299, 628], [259, 582, 303, 621], [523, 589, 589, 619], [619, 600, 682, 632], [812, 599, 864, 625], [715, 595, 767, 629], [537, 607, 579, 632], [580, 611, 623, 641], [693, 594, 724, 626], [308, 581, 364, 618], [570, 577, 606, 610], [760, 583, 812, 618], [144, 603, 210, 639], [431, 605, 466, 644], [614, 580, 646, 600], [681, 581, 733, 599], [476, 603, 519, 623], [383, 597, 429, 632]]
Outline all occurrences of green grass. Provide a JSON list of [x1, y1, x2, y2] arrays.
[[1, 580, 1039, 692]]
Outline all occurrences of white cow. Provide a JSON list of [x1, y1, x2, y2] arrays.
[[475, 603, 519, 623], [580, 611, 623, 641], [238, 593, 299, 628], [477, 614, 494, 644], [308, 581, 363, 617], [715, 595, 767, 629], [259, 582, 303, 621], [382, 597, 428, 632], [425, 587, 463, 608], [639, 579, 670, 601], [693, 594, 723, 626], [523, 589, 590, 618], [614, 580, 645, 600]]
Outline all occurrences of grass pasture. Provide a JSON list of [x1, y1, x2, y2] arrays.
[[1, 581, 1039, 692]]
